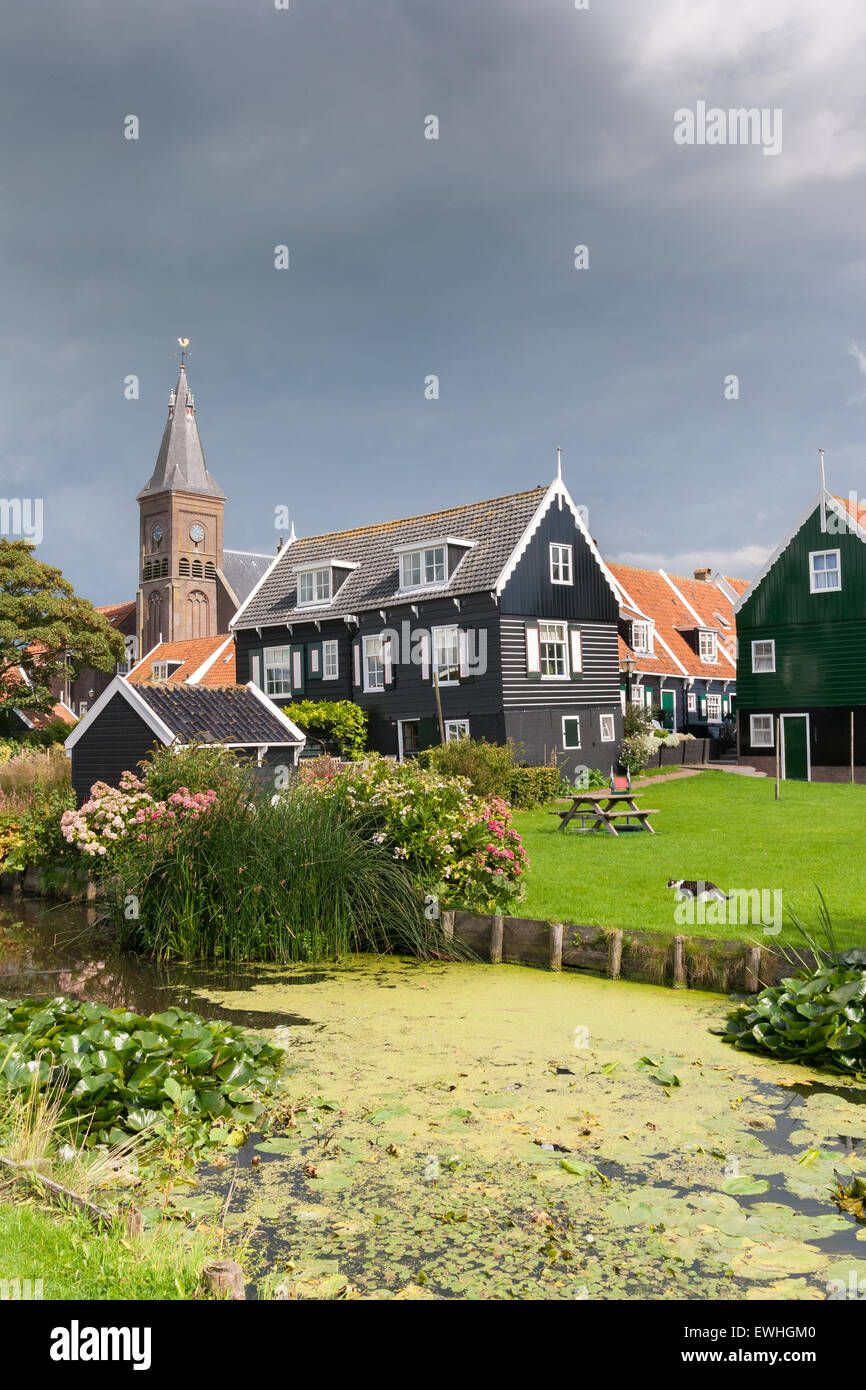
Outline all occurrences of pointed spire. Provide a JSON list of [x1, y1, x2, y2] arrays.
[[556, 446, 563, 481], [137, 364, 226, 501]]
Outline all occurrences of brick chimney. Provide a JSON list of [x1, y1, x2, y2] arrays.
[[693, 567, 711, 582]]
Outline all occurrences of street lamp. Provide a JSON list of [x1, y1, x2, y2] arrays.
[[623, 656, 635, 704]]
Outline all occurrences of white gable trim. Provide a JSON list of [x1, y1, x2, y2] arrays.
[[494, 476, 620, 600], [126, 640, 164, 680], [242, 681, 306, 745], [659, 570, 704, 625], [712, 573, 740, 604], [187, 635, 234, 685], [230, 537, 297, 630], [731, 492, 866, 614], [64, 676, 176, 755]]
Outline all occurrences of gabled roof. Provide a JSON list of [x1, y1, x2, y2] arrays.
[[127, 634, 235, 687], [609, 563, 741, 680], [2, 663, 78, 729], [220, 550, 273, 608], [96, 601, 137, 627], [232, 485, 550, 629], [732, 491, 866, 614], [137, 366, 226, 502], [65, 677, 304, 752]]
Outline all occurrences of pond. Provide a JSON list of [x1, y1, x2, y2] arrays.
[[2, 894, 866, 1300]]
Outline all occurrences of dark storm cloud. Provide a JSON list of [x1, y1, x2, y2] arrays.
[[2, 0, 866, 600]]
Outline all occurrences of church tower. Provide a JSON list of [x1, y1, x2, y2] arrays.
[[136, 361, 227, 652]]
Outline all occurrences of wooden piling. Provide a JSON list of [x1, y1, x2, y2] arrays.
[[607, 929, 623, 980], [202, 1259, 245, 1301], [490, 916, 504, 963], [744, 946, 762, 993], [672, 935, 686, 988], [548, 922, 563, 972]]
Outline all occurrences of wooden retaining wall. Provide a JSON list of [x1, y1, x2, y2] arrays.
[[447, 910, 816, 995]]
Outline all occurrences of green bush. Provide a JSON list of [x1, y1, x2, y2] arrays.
[[419, 737, 519, 801], [107, 780, 443, 964], [506, 764, 565, 808], [287, 699, 368, 760], [619, 703, 656, 776], [140, 739, 247, 801]]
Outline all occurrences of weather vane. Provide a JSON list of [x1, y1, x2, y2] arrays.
[[176, 337, 191, 367]]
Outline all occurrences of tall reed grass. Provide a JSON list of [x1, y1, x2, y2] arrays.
[[0, 745, 70, 801], [107, 782, 450, 963]]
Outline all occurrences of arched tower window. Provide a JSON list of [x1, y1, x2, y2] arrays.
[[147, 592, 162, 649], [179, 557, 190, 576], [205, 561, 216, 579], [187, 590, 209, 640], [191, 559, 203, 578]]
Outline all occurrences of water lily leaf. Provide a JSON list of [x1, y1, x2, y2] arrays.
[[721, 1176, 770, 1195]]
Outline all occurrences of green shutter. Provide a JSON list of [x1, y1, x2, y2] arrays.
[[250, 650, 263, 690], [563, 717, 580, 749], [699, 694, 707, 719], [308, 642, 323, 681]]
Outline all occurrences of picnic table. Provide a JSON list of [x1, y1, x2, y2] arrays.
[[549, 792, 659, 836]]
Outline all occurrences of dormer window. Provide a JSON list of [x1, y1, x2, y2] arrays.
[[298, 567, 332, 606], [152, 660, 183, 680], [393, 536, 475, 593], [698, 629, 717, 663], [400, 546, 445, 590], [631, 620, 653, 655], [294, 559, 358, 609]]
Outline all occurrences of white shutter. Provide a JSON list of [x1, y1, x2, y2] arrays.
[[251, 653, 262, 689], [458, 630, 470, 678], [569, 628, 582, 675], [353, 642, 361, 687], [525, 624, 541, 675], [420, 631, 431, 681], [383, 635, 393, 686]]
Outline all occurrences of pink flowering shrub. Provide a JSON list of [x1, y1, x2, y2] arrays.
[[61, 771, 216, 862], [311, 756, 527, 913]]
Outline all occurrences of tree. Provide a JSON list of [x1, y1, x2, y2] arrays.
[[286, 699, 368, 759], [0, 541, 125, 715]]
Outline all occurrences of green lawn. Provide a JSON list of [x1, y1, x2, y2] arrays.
[[512, 772, 866, 949]]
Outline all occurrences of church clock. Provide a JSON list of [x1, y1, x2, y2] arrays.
[[189, 522, 206, 543], [151, 523, 163, 546]]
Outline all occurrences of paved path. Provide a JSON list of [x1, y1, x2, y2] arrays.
[[628, 762, 766, 790]]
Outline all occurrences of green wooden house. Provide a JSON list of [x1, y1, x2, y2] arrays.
[[734, 491, 866, 782]]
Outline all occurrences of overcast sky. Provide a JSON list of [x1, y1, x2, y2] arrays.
[[3, 0, 866, 603]]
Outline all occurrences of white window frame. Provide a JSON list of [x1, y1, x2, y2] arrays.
[[599, 713, 615, 743], [549, 543, 573, 586], [539, 621, 569, 679], [431, 625, 460, 685], [751, 639, 776, 673], [322, 640, 339, 680], [297, 566, 332, 607], [698, 629, 718, 663], [687, 692, 697, 713], [809, 549, 841, 594], [750, 714, 774, 748], [444, 719, 470, 743], [363, 635, 385, 692], [562, 715, 581, 749], [706, 693, 722, 721], [263, 645, 293, 697], [399, 546, 447, 591], [631, 620, 653, 655]]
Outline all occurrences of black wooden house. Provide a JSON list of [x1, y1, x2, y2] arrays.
[[65, 677, 305, 804], [230, 473, 623, 778]]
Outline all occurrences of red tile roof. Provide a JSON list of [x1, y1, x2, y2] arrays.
[[127, 635, 236, 687], [96, 601, 137, 626], [609, 564, 742, 680]]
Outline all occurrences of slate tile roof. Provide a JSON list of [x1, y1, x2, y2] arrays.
[[221, 550, 273, 607], [128, 635, 236, 687], [236, 487, 548, 629], [610, 563, 742, 680], [135, 684, 301, 745], [137, 367, 225, 501]]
